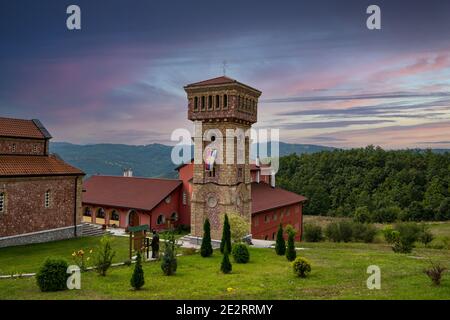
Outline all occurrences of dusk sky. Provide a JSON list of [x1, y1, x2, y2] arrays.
[[1, 0, 450, 149]]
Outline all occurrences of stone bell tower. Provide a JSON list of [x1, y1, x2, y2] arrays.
[[184, 76, 261, 240]]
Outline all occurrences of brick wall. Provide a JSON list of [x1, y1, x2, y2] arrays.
[[0, 137, 47, 155], [251, 203, 303, 241], [0, 176, 82, 238]]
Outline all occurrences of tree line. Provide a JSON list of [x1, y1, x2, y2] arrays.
[[277, 146, 450, 222]]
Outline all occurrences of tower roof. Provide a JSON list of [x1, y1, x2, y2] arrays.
[[185, 76, 261, 94]]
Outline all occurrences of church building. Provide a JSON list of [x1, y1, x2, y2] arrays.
[[82, 77, 307, 241], [0, 117, 85, 247]]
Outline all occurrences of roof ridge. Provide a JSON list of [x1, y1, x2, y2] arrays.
[[89, 175, 182, 182]]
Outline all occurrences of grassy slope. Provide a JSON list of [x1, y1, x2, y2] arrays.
[[0, 236, 449, 300]]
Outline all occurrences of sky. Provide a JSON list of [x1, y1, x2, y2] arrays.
[[0, 0, 450, 149]]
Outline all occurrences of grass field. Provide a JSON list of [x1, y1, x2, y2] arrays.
[[0, 227, 449, 300]]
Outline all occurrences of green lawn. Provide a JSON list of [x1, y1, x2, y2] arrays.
[[0, 235, 449, 299]]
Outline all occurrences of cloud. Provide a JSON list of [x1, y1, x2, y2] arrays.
[[276, 120, 395, 130]]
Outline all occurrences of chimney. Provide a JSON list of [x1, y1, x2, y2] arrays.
[[255, 157, 260, 167], [270, 171, 276, 188], [123, 168, 133, 177]]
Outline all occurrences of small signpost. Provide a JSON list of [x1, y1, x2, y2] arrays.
[[128, 224, 150, 260]]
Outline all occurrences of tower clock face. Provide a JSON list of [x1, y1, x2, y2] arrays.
[[207, 194, 218, 208]]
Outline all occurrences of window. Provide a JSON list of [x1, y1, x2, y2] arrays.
[[157, 214, 166, 225], [201, 96, 206, 110], [264, 235, 269, 240], [182, 191, 187, 205], [33, 145, 38, 153], [84, 207, 92, 217], [238, 168, 243, 179], [165, 196, 171, 204], [111, 210, 119, 221], [45, 190, 51, 208], [170, 212, 178, 221], [273, 213, 277, 221], [272, 232, 276, 240], [0, 192, 5, 213], [215, 95, 220, 110], [11, 144, 16, 153], [223, 94, 228, 109], [286, 209, 291, 216], [264, 215, 269, 223], [208, 95, 213, 110], [194, 97, 198, 111]]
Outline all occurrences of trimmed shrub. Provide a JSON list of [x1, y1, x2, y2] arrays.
[[95, 235, 116, 276], [220, 214, 231, 254], [221, 245, 232, 274], [292, 257, 312, 278], [286, 226, 297, 262], [232, 243, 250, 264], [161, 230, 178, 276], [275, 224, 286, 255], [303, 224, 323, 242], [130, 252, 145, 290], [36, 258, 69, 292], [200, 218, 213, 257]]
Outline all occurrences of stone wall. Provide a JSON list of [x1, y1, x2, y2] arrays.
[[0, 176, 83, 238], [0, 225, 83, 248], [0, 137, 47, 155]]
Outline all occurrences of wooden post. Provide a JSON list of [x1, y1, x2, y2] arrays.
[[129, 232, 132, 260]]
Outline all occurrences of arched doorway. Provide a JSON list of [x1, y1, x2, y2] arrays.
[[110, 210, 120, 227], [83, 207, 92, 223], [127, 210, 139, 227], [96, 208, 106, 225]]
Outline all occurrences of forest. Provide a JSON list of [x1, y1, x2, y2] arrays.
[[277, 146, 450, 223]]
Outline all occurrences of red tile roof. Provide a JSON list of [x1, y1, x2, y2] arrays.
[[251, 182, 307, 214], [0, 154, 84, 176], [185, 76, 237, 87], [0, 117, 47, 139], [83, 176, 182, 211]]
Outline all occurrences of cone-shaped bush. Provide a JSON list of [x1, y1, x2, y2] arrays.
[[201, 218, 213, 257], [130, 252, 145, 290], [220, 244, 232, 274], [220, 214, 231, 254], [286, 228, 297, 262], [275, 224, 286, 256]]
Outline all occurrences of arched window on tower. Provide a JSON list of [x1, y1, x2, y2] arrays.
[[208, 95, 213, 110], [194, 97, 198, 111], [201, 96, 206, 111], [215, 95, 220, 110], [223, 94, 228, 109]]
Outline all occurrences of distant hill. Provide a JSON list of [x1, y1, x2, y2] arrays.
[[50, 142, 335, 178]]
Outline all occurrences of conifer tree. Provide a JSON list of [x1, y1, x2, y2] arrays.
[[220, 214, 231, 254], [130, 252, 145, 290], [286, 227, 297, 262], [275, 223, 286, 256], [201, 218, 213, 257], [220, 243, 232, 274]]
